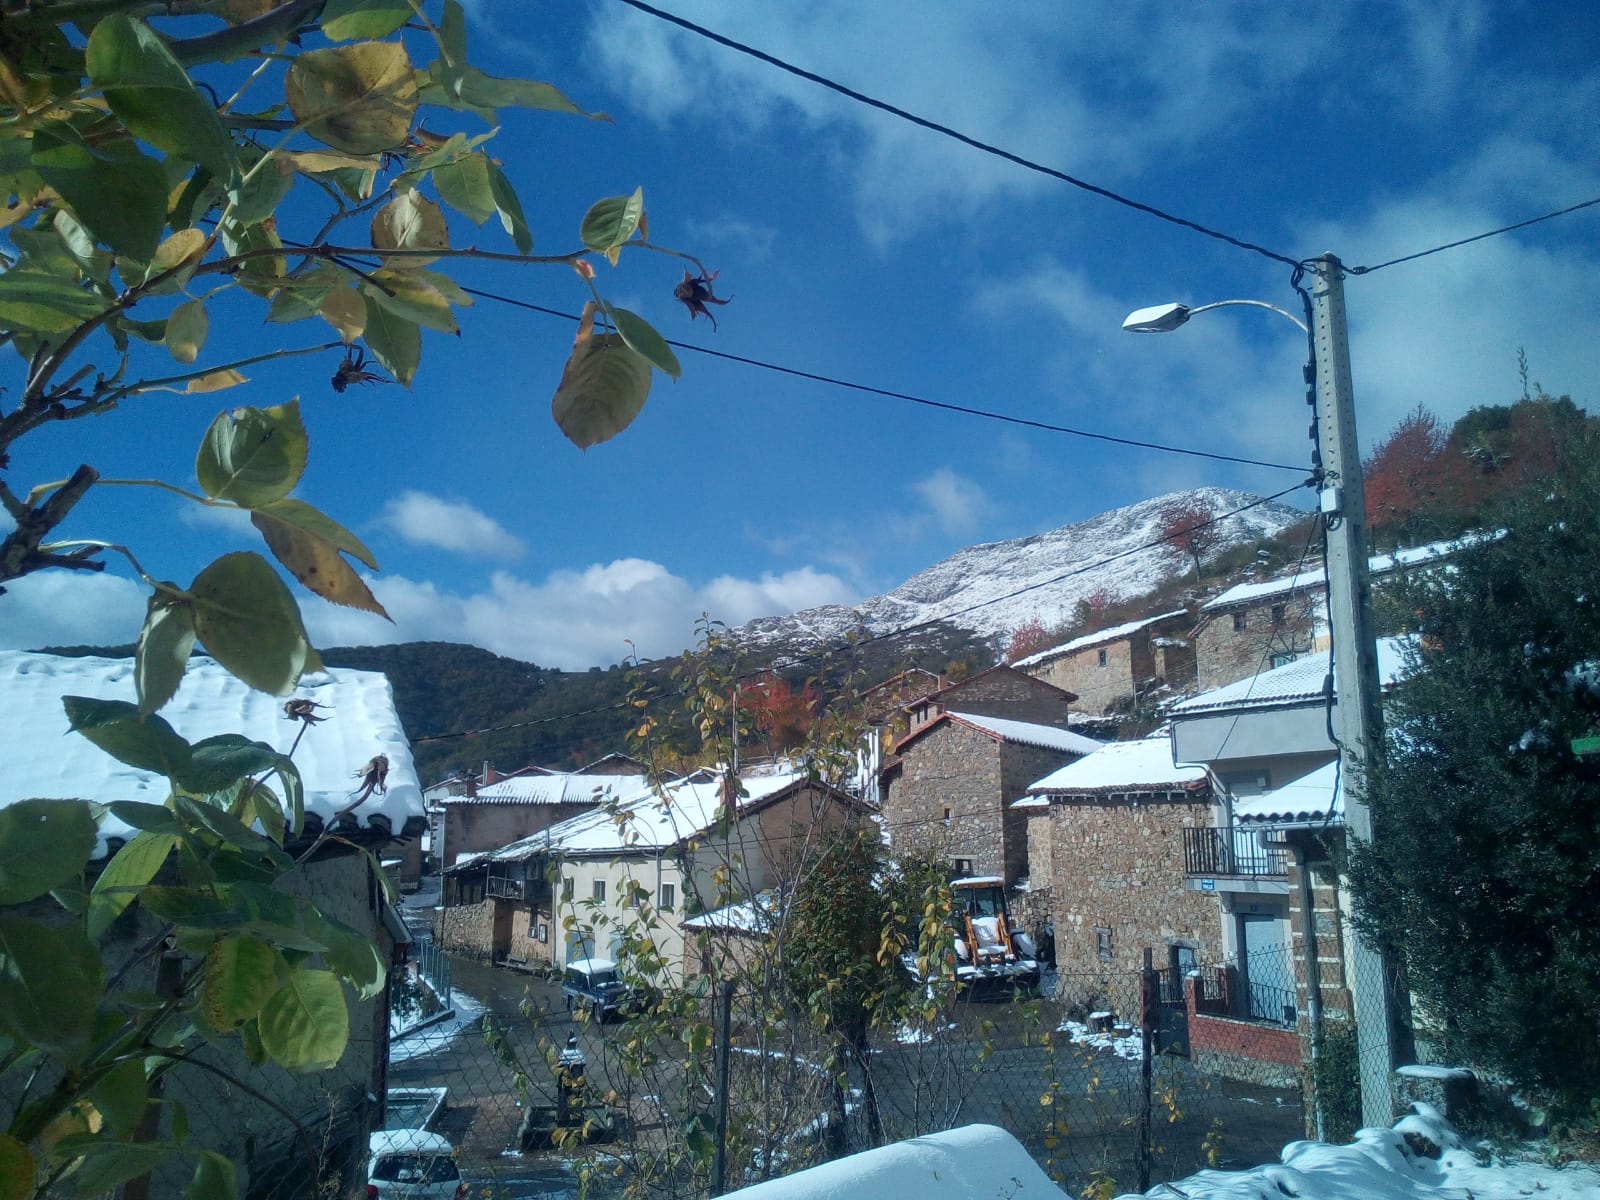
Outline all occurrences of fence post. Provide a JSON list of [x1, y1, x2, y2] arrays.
[[712, 980, 735, 1196], [1138, 948, 1158, 1193]]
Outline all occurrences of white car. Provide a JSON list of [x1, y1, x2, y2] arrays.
[[367, 1129, 464, 1200]]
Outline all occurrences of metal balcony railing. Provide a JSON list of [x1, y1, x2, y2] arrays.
[[1182, 826, 1290, 878]]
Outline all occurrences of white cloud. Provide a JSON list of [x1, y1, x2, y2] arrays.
[[177, 503, 255, 534], [376, 491, 526, 561], [910, 468, 995, 536], [0, 571, 148, 650], [301, 559, 857, 670]]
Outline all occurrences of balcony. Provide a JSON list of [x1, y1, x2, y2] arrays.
[[487, 870, 551, 901], [1182, 826, 1289, 879]]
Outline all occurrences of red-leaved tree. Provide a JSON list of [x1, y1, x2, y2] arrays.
[[742, 673, 821, 753], [1157, 498, 1223, 581], [1364, 404, 1448, 534], [1004, 616, 1056, 664]]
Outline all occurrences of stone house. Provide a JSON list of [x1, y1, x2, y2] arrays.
[[1193, 537, 1469, 691], [0, 650, 426, 1196], [439, 763, 867, 981], [1165, 642, 1408, 1092], [1015, 735, 1216, 996], [1014, 610, 1196, 716], [905, 663, 1078, 732], [882, 710, 1101, 890], [437, 766, 647, 870]]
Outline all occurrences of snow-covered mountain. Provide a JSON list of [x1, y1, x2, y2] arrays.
[[734, 488, 1306, 652]]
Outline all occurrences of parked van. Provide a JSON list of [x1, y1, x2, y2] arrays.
[[561, 957, 650, 1021]]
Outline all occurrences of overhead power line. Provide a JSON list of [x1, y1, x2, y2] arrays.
[[411, 479, 1314, 745], [610, 0, 1302, 270], [460, 286, 1305, 473], [1344, 195, 1600, 275]]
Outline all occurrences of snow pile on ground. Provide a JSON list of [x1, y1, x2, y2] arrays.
[[1118, 1104, 1600, 1200], [1059, 1018, 1144, 1061], [722, 1106, 1600, 1200], [389, 988, 485, 1064]]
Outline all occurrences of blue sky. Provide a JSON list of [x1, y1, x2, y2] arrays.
[[4, 1, 1597, 669]]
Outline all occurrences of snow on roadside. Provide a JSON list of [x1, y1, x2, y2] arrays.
[[1115, 1104, 1600, 1200], [1058, 1018, 1144, 1061], [389, 988, 485, 1064]]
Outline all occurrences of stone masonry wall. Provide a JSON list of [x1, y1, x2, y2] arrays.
[[933, 669, 1073, 726], [1035, 639, 1140, 716], [887, 722, 1005, 877], [1041, 792, 1218, 997], [443, 800, 596, 867], [1195, 592, 1322, 690], [999, 741, 1083, 883]]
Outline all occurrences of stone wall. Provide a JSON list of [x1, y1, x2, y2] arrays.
[[1000, 740, 1082, 883], [434, 895, 497, 960], [887, 720, 1005, 875], [1033, 638, 1140, 716], [924, 667, 1074, 728], [442, 800, 597, 867], [1194, 591, 1322, 690], [1037, 791, 1218, 985]]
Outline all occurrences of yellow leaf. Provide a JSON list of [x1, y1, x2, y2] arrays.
[[319, 286, 366, 343], [186, 368, 248, 393]]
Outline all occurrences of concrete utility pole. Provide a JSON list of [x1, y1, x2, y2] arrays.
[[1307, 253, 1409, 1127]]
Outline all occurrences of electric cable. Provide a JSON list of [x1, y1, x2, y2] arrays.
[[609, 0, 1302, 270], [459, 285, 1306, 473], [1345, 196, 1600, 275]]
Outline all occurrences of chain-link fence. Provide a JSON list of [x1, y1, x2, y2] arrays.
[[380, 944, 1312, 1199]]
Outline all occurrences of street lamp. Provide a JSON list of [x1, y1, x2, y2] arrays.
[[1125, 255, 1405, 1128]]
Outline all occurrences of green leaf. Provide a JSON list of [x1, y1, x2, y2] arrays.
[[66, 1143, 168, 1199], [581, 188, 645, 255], [432, 153, 496, 224], [107, 801, 181, 834], [303, 910, 386, 999], [188, 552, 318, 697], [0, 914, 101, 1061], [285, 42, 418, 155], [31, 124, 168, 262], [194, 400, 309, 507], [438, 0, 468, 65], [88, 831, 178, 939], [370, 188, 449, 267], [321, 0, 413, 40], [226, 155, 294, 226], [0, 1131, 35, 1200], [201, 935, 285, 1031], [63, 696, 194, 779], [219, 218, 286, 296], [172, 795, 290, 868], [362, 296, 420, 386], [0, 799, 97, 904], [486, 160, 532, 254], [420, 62, 603, 122], [319, 285, 366, 342], [91, 1059, 149, 1139], [258, 967, 348, 1070], [187, 1152, 237, 1200], [136, 591, 197, 716], [183, 735, 299, 799], [364, 269, 458, 332], [86, 14, 237, 180], [138, 885, 241, 929], [0, 269, 111, 334], [604, 304, 681, 378], [250, 498, 389, 617], [165, 298, 208, 363], [552, 331, 653, 449]]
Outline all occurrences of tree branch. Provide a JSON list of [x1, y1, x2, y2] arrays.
[[0, 463, 101, 586]]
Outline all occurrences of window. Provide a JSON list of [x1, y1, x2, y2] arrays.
[[953, 857, 974, 877], [942, 804, 953, 826], [1271, 603, 1286, 626], [1269, 651, 1298, 669], [561, 876, 574, 901], [630, 883, 649, 908], [660, 882, 676, 910], [1097, 648, 1108, 667], [1095, 927, 1114, 961], [1232, 612, 1247, 632], [530, 914, 548, 943], [592, 879, 606, 903]]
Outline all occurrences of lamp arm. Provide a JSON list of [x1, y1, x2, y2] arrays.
[[1185, 298, 1309, 333]]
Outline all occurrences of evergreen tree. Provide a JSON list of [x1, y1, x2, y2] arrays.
[[1348, 419, 1600, 1112]]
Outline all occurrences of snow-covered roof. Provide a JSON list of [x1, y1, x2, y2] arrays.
[[1170, 638, 1411, 717], [451, 771, 646, 806], [1020, 735, 1207, 802], [473, 764, 836, 862], [1234, 760, 1341, 824], [1201, 535, 1480, 613], [1012, 610, 1188, 668], [939, 711, 1103, 755], [682, 889, 783, 933], [0, 650, 423, 856]]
